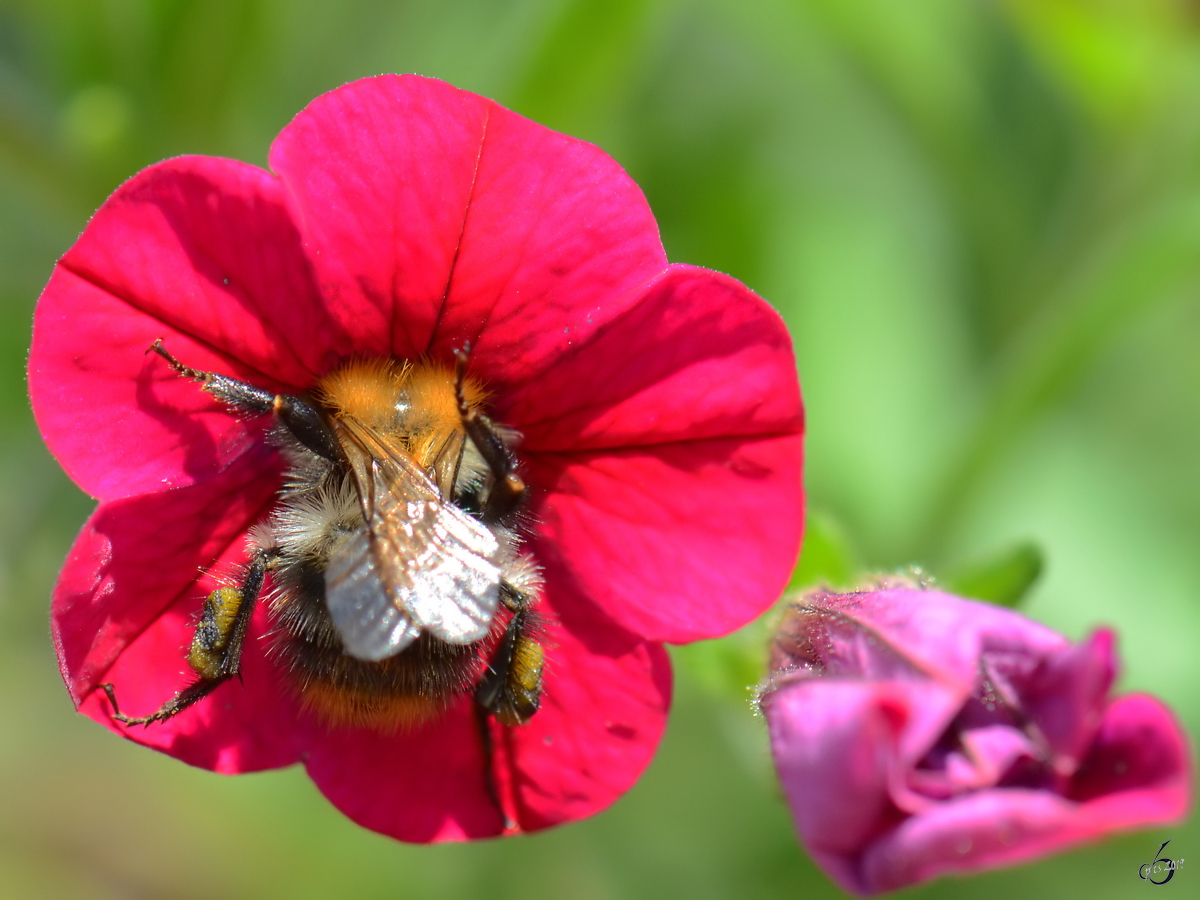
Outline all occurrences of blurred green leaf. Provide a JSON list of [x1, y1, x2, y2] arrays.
[[1007, 0, 1196, 130], [789, 508, 858, 592], [920, 188, 1200, 557], [508, 0, 669, 139], [670, 623, 769, 702], [943, 541, 1045, 608]]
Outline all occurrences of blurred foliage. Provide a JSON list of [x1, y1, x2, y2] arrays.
[[942, 540, 1044, 608], [788, 509, 860, 592], [2, 0, 1199, 897]]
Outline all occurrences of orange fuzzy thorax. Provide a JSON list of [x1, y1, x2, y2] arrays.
[[314, 358, 487, 468]]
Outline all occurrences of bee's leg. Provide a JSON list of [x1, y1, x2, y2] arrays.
[[473, 591, 545, 831], [101, 549, 275, 726], [476, 590, 545, 727], [454, 348, 525, 523], [149, 340, 339, 461], [102, 678, 223, 727]]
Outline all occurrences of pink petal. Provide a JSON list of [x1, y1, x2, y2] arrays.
[[301, 697, 504, 843], [764, 680, 908, 895], [268, 75, 493, 362], [501, 588, 672, 831], [53, 445, 281, 703], [526, 433, 803, 643], [806, 591, 1068, 688], [422, 91, 667, 387], [1069, 694, 1193, 803], [930, 726, 1039, 795], [497, 265, 803, 452], [772, 686, 1192, 896], [77, 598, 303, 774], [56, 448, 303, 773], [862, 774, 1190, 896], [1020, 629, 1116, 767], [29, 156, 330, 500], [301, 592, 671, 842], [269, 74, 669, 386]]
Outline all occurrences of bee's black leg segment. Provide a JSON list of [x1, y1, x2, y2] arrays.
[[150, 340, 338, 461], [480, 462, 525, 523], [151, 338, 276, 412], [101, 677, 230, 727], [102, 549, 277, 728], [476, 609, 544, 727], [270, 394, 340, 462], [149, 339, 208, 381], [212, 549, 277, 679], [456, 405, 523, 514], [453, 349, 525, 523], [499, 581, 528, 614]]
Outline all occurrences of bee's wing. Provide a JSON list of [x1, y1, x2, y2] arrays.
[[325, 523, 423, 661], [367, 455, 503, 643], [325, 420, 503, 661]]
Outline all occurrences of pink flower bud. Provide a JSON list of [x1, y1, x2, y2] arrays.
[[760, 587, 1191, 894]]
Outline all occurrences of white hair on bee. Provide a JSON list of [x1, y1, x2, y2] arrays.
[[504, 552, 544, 598], [451, 435, 489, 495], [248, 522, 278, 552], [266, 479, 362, 561]]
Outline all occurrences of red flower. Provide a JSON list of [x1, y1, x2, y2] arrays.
[[761, 587, 1192, 895], [29, 75, 803, 842]]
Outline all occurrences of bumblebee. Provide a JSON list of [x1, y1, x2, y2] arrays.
[[102, 341, 545, 733]]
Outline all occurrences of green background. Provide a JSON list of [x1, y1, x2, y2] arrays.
[[1, 0, 1197, 897]]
